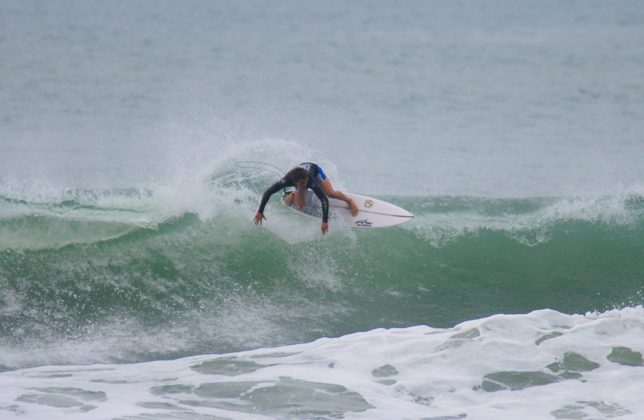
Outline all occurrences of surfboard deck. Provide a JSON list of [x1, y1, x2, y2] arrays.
[[282, 189, 413, 228]]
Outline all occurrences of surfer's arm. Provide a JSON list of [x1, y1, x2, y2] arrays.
[[258, 178, 290, 214], [311, 186, 329, 223]]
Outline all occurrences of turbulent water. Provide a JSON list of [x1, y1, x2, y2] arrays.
[[1, 183, 642, 418], [1, 1, 644, 419]]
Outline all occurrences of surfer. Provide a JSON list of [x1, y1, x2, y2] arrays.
[[253, 162, 359, 234]]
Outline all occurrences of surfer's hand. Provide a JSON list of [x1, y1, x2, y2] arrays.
[[321, 222, 328, 234], [253, 212, 267, 225]]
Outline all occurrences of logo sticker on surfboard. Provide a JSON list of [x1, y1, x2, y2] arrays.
[[355, 219, 372, 227], [363, 199, 374, 208]]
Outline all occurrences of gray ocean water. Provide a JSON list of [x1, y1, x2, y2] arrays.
[[1, 1, 644, 419], [2, 0, 643, 197]]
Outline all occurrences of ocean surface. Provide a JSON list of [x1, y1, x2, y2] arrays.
[[1, 1, 643, 419]]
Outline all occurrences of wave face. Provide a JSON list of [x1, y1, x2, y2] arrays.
[[1, 180, 642, 370]]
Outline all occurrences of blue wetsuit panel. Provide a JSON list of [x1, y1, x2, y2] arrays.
[[299, 162, 327, 182], [316, 165, 328, 181]]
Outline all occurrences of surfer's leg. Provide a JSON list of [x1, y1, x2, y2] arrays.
[[293, 189, 307, 209], [320, 179, 359, 216], [283, 192, 295, 207]]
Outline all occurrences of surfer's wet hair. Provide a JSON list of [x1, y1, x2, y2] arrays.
[[290, 167, 308, 183]]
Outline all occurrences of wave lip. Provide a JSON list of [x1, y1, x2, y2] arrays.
[[400, 193, 644, 247], [1, 189, 643, 250], [0, 308, 642, 419], [0, 190, 163, 250]]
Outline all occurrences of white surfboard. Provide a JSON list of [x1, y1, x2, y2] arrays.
[[282, 190, 413, 228]]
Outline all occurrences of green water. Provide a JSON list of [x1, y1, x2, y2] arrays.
[[1, 195, 642, 368]]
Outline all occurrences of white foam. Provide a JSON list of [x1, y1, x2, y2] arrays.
[[1, 307, 642, 419]]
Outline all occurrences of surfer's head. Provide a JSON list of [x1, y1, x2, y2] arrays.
[[291, 167, 308, 188]]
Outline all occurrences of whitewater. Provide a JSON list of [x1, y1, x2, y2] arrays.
[[1, 308, 643, 419], [1, 1, 643, 419]]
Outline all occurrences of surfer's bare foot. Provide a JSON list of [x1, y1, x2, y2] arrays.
[[349, 199, 359, 216]]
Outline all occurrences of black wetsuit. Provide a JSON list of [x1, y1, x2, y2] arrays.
[[257, 163, 329, 222]]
